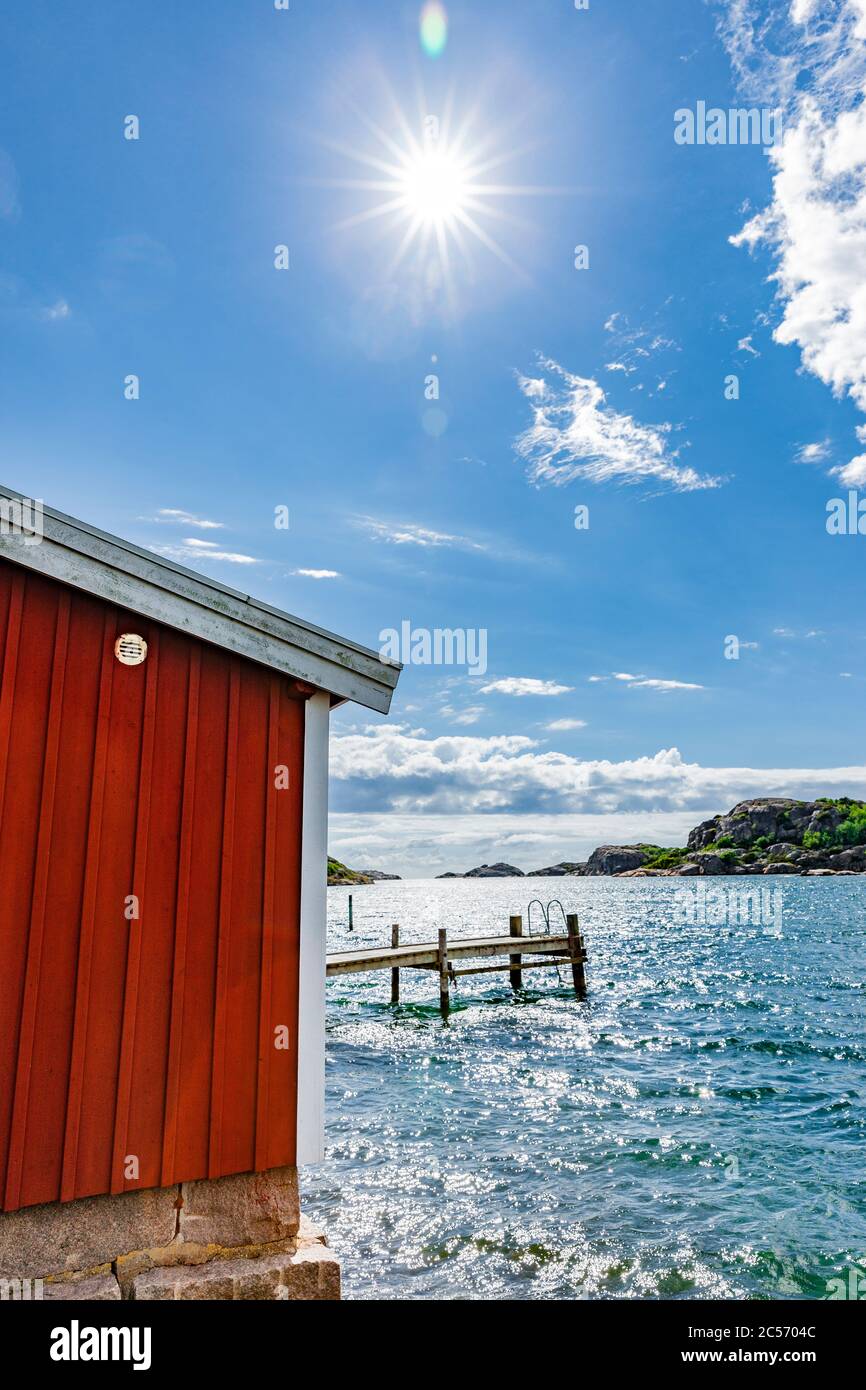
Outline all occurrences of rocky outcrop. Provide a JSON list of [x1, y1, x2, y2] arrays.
[[463, 862, 524, 878], [687, 798, 853, 852], [526, 862, 586, 877], [627, 798, 866, 876], [327, 857, 373, 885], [584, 846, 655, 876], [327, 858, 400, 885], [431, 799, 866, 879]]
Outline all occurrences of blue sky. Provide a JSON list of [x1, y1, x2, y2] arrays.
[[2, 1, 865, 875]]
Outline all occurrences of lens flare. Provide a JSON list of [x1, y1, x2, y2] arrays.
[[420, 2, 448, 58]]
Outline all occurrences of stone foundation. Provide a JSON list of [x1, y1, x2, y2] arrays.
[[0, 1167, 339, 1301]]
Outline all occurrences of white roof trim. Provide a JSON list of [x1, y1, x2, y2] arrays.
[[0, 486, 400, 714]]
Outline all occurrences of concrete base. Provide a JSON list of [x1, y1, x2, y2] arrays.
[[0, 1168, 339, 1302], [129, 1222, 339, 1301]]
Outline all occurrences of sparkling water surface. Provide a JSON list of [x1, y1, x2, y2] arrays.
[[302, 878, 866, 1300]]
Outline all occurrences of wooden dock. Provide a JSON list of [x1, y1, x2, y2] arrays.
[[326, 913, 587, 1017]]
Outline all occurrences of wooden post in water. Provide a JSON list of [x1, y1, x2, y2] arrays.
[[348, 894, 353, 932], [390, 924, 400, 1004], [509, 914, 523, 991], [438, 928, 450, 1018], [566, 913, 586, 998]]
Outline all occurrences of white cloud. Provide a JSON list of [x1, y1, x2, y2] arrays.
[[593, 671, 704, 691], [628, 678, 705, 692], [151, 537, 258, 565], [546, 718, 588, 731], [479, 677, 572, 697], [292, 568, 340, 579], [328, 724, 866, 820], [737, 335, 760, 356], [441, 705, 485, 726], [514, 355, 721, 492], [831, 425, 866, 484], [356, 516, 485, 551], [145, 509, 224, 529], [725, 0, 866, 478], [41, 299, 70, 321], [833, 453, 866, 485], [796, 440, 831, 464]]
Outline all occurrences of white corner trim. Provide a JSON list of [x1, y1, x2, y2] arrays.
[[296, 690, 330, 1164]]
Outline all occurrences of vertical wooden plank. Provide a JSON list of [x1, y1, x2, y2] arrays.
[[111, 631, 160, 1192], [390, 925, 400, 1004], [208, 663, 240, 1178], [566, 913, 587, 998], [3, 593, 70, 1210], [0, 571, 24, 835], [438, 928, 449, 1018], [266, 683, 303, 1168], [509, 914, 523, 992], [160, 647, 201, 1187], [254, 677, 281, 1171], [0, 572, 26, 1201], [61, 611, 116, 1201]]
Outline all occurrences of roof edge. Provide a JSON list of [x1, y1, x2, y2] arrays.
[[0, 486, 400, 714]]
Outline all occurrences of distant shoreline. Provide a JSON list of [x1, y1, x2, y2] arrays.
[[328, 796, 866, 883]]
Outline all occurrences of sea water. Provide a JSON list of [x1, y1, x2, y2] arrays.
[[302, 877, 866, 1300]]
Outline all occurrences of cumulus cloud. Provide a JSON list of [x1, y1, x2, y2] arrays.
[[328, 725, 866, 818], [479, 677, 572, 696], [546, 718, 588, 731], [795, 440, 831, 464], [832, 424, 866, 485], [514, 355, 721, 492], [724, 0, 866, 479]]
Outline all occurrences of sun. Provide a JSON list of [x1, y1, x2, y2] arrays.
[[317, 84, 558, 306], [397, 146, 470, 226]]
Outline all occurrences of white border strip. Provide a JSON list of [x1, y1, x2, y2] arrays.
[[296, 690, 330, 1164]]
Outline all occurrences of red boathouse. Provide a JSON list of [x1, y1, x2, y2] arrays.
[[0, 487, 398, 1215]]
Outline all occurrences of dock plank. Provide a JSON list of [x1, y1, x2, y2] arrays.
[[326, 932, 582, 977]]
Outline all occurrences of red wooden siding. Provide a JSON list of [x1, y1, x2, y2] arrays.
[[0, 557, 305, 1212]]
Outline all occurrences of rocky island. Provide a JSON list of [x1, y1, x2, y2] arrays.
[[620, 797, 866, 876], [327, 856, 402, 886]]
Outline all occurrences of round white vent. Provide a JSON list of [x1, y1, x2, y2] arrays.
[[114, 633, 148, 667]]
